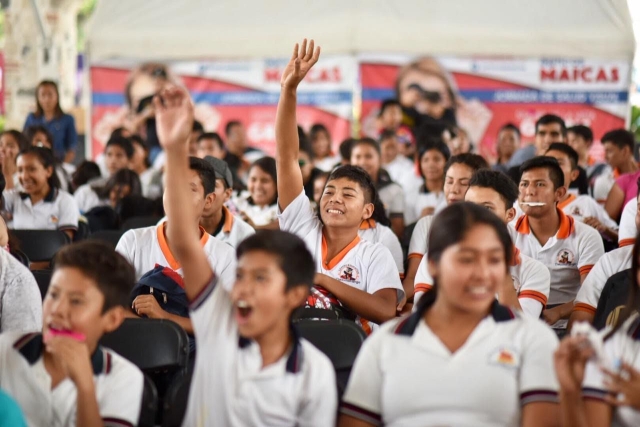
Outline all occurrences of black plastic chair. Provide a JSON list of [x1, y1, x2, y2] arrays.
[[120, 216, 161, 231], [11, 229, 70, 263], [292, 307, 339, 321], [161, 370, 192, 427], [31, 269, 53, 299], [89, 230, 125, 249], [10, 248, 30, 267], [138, 374, 159, 427], [73, 220, 90, 242], [296, 319, 366, 397]]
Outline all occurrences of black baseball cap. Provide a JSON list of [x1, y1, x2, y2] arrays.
[[204, 156, 233, 188]]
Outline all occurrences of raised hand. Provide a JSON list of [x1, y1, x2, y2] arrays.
[[281, 39, 321, 91], [153, 86, 194, 150]]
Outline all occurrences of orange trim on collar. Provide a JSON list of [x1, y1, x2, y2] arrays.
[[359, 219, 377, 230], [157, 223, 210, 270], [557, 193, 577, 211], [222, 205, 234, 233], [614, 168, 620, 179], [321, 234, 361, 270], [511, 247, 521, 267], [515, 208, 574, 239]]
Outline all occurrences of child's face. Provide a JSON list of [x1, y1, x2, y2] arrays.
[[0, 134, 20, 164], [105, 145, 131, 175], [231, 250, 306, 339], [380, 137, 399, 164], [17, 153, 52, 194], [197, 138, 225, 160], [32, 131, 52, 149], [319, 177, 373, 228], [248, 166, 277, 207], [420, 149, 447, 182], [311, 131, 331, 158], [380, 105, 403, 129], [43, 267, 123, 353], [350, 144, 381, 180]]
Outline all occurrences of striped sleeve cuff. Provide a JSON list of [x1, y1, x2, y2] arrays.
[[58, 225, 78, 231], [414, 283, 433, 293], [520, 389, 558, 405], [188, 274, 218, 311], [340, 402, 382, 425], [579, 265, 594, 276], [518, 290, 548, 306], [407, 253, 424, 260], [573, 302, 596, 315], [582, 387, 607, 401]]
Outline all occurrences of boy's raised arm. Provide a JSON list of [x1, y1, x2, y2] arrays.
[[154, 87, 214, 301], [276, 39, 321, 211]]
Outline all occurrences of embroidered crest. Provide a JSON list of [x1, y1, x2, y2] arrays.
[[488, 346, 520, 369], [570, 206, 582, 217], [338, 264, 360, 283], [49, 215, 59, 223], [556, 249, 575, 265]]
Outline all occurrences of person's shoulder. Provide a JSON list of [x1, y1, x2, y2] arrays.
[[2, 189, 22, 202], [504, 308, 558, 342], [55, 190, 75, 203], [205, 234, 235, 257], [572, 218, 602, 241], [233, 214, 256, 234], [121, 225, 157, 245]]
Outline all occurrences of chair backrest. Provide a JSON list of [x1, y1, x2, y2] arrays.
[[292, 307, 338, 321], [295, 319, 366, 396], [138, 374, 159, 427], [594, 268, 632, 330], [99, 318, 189, 372], [10, 249, 30, 267], [31, 269, 53, 299], [11, 229, 70, 262], [88, 230, 125, 249], [73, 220, 90, 242], [161, 370, 192, 427], [121, 216, 161, 231]]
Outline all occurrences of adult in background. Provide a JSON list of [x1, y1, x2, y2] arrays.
[[493, 123, 520, 174], [23, 80, 77, 164]]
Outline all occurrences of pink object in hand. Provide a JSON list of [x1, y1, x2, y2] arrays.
[[46, 329, 86, 342]]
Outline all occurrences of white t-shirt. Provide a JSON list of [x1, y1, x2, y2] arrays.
[[3, 188, 79, 231], [232, 192, 278, 226], [618, 197, 637, 247], [0, 332, 143, 427], [215, 206, 256, 248], [0, 248, 42, 333], [573, 245, 634, 316], [358, 219, 404, 276], [341, 302, 559, 427], [278, 191, 404, 333], [583, 314, 640, 427], [183, 277, 337, 427], [115, 223, 237, 290]]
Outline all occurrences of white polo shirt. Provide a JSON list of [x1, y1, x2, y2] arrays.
[[510, 209, 604, 307], [358, 219, 404, 277], [341, 301, 559, 427], [377, 181, 405, 220], [214, 205, 256, 248], [414, 247, 551, 319], [73, 179, 109, 214], [232, 192, 278, 226], [3, 188, 79, 231], [115, 223, 236, 290], [0, 332, 143, 427], [278, 191, 404, 334], [183, 277, 337, 427], [407, 214, 435, 262], [573, 245, 634, 316], [412, 191, 446, 224], [618, 197, 637, 248], [582, 314, 640, 427]]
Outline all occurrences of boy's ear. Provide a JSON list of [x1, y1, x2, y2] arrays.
[[101, 306, 125, 334], [505, 207, 516, 223], [286, 285, 309, 308], [569, 168, 580, 183], [362, 202, 374, 220], [224, 188, 233, 202], [555, 185, 567, 202], [204, 192, 216, 209]]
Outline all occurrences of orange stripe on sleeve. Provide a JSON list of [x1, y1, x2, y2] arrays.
[[573, 303, 596, 315], [579, 265, 594, 276], [518, 290, 548, 306], [414, 283, 433, 293], [408, 253, 424, 260], [619, 238, 635, 248]]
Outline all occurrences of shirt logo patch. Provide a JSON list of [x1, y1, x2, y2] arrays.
[[50, 215, 59, 223], [488, 346, 520, 369], [556, 249, 575, 265], [338, 264, 360, 284], [570, 206, 582, 217]]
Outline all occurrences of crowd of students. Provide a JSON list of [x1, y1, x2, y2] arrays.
[[2, 39, 640, 426]]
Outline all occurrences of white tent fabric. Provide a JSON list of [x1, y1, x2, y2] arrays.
[[88, 0, 635, 62]]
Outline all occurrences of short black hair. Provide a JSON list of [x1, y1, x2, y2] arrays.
[[445, 153, 489, 176], [519, 156, 564, 190], [535, 114, 566, 135], [326, 165, 377, 204], [225, 120, 242, 137], [546, 142, 579, 170], [469, 169, 519, 208], [189, 156, 217, 196], [567, 125, 593, 142], [236, 230, 315, 291], [351, 137, 381, 156], [198, 132, 224, 150], [499, 123, 521, 139], [53, 241, 136, 313], [419, 139, 451, 163], [105, 135, 135, 159], [339, 138, 356, 161], [95, 168, 142, 200], [379, 129, 397, 142], [192, 120, 204, 134], [378, 99, 402, 117], [601, 129, 635, 152]]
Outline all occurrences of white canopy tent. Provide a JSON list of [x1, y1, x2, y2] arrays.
[[87, 0, 636, 62]]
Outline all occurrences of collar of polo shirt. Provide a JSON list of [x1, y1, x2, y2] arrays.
[[237, 324, 304, 374], [19, 187, 58, 203], [515, 208, 575, 239]]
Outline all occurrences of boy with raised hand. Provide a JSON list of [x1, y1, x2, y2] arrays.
[[155, 84, 337, 426], [276, 40, 403, 332], [0, 241, 144, 426]]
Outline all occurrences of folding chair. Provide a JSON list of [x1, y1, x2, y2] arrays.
[[161, 370, 192, 427], [89, 229, 125, 249], [138, 374, 159, 427], [73, 220, 90, 242], [120, 215, 161, 231], [296, 319, 366, 397], [31, 269, 53, 299], [11, 229, 70, 263]]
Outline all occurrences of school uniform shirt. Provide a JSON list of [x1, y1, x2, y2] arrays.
[[115, 223, 237, 290], [3, 188, 78, 231], [183, 275, 337, 427], [592, 166, 617, 204], [412, 191, 446, 224], [278, 190, 404, 333], [358, 219, 404, 277], [232, 192, 278, 226], [573, 245, 634, 317], [138, 168, 163, 199], [0, 332, 143, 427], [407, 214, 435, 262], [0, 248, 42, 333], [378, 181, 405, 221], [618, 197, 637, 248], [341, 300, 559, 427], [582, 314, 640, 427], [414, 246, 551, 319], [313, 156, 340, 172], [73, 178, 110, 214], [510, 209, 604, 326]]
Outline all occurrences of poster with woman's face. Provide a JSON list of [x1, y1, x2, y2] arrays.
[[360, 54, 630, 162]]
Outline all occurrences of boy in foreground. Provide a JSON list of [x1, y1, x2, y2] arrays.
[[155, 81, 337, 425]]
